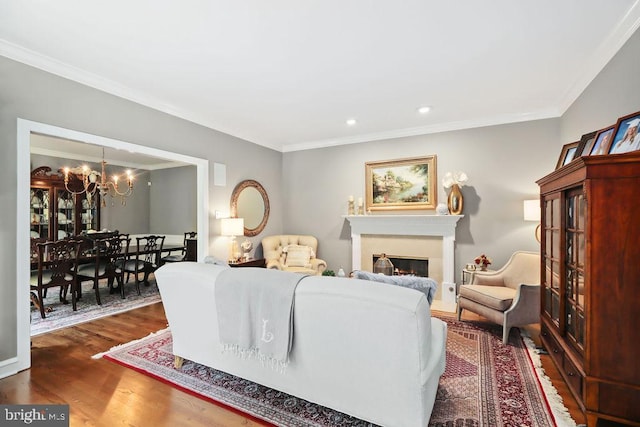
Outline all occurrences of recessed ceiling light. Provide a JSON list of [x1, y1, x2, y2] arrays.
[[417, 106, 431, 114], [346, 118, 357, 126]]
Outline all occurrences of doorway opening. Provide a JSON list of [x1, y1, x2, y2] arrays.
[[16, 119, 209, 374]]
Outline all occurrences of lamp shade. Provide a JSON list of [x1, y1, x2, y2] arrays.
[[221, 217, 244, 237], [523, 200, 541, 222]]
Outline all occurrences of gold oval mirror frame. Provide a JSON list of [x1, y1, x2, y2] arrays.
[[230, 179, 270, 237]]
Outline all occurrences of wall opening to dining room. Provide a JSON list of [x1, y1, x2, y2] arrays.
[[16, 118, 209, 373]]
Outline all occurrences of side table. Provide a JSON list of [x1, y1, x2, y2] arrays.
[[229, 258, 266, 268]]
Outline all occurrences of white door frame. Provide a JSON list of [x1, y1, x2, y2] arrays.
[[9, 118, 209, 377]]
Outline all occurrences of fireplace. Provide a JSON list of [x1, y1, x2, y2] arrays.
[[373, 254, 428, 277], [345, 214, 463, 310]]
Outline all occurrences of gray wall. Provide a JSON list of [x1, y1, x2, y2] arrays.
[[561, 23, 640, 145], [283, 119, 558, 275], [284, 25, 640, 280], [150, 166, 197, 234], [0, 56, 282, 365], [101, 169, 151, 234]]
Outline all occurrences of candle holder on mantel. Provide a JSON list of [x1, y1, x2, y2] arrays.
[[348, 200, 355, 215], [357, 205, 364, 215]]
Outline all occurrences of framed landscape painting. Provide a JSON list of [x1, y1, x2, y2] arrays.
[[365, 155, 437, 211]]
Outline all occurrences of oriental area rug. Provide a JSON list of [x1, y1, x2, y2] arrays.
[[31, 278, 162, 336], [94, 317, 577, 427]]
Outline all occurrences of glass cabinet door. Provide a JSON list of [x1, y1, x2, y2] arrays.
[[565, 189, 586, 353], [55, 188, 76, 239], [543, 195, 561, 325], [30, 187, 51, 240]]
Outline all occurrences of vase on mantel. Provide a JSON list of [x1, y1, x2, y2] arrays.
[[447, 183, 463, 215]]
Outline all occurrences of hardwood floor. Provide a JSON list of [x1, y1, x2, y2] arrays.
[[0, 303, 585, 426]]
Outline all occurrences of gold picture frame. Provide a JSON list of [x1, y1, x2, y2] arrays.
[[365, 155, 437, 211]]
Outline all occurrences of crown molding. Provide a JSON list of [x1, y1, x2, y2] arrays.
[[282, 108, 561, 152]]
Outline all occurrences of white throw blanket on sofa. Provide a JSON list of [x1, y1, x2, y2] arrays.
[[215, 267, 308, 371]]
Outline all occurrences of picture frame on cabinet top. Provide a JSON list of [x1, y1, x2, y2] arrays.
[[555, 141, 579, 170]]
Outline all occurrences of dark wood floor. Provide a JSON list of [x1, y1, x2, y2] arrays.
[[0, 303, 585, 426]]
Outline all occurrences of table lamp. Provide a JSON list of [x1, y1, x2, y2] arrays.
[[523, 199, 541, 243], [221, 217, 244, 263]]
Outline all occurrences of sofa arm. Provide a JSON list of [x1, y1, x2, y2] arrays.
[[310, 258, 327, 275], [504, 283, 540, 326], [266, 259, 284, 270]]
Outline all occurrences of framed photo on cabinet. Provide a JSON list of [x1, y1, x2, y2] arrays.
[[555, 141, 579, 169], [608, 111, 640, 154], [575, 131, 598, 158], [587, 126, 615, 156]]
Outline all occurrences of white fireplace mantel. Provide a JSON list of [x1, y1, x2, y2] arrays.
[[344, 214, 463, 286]]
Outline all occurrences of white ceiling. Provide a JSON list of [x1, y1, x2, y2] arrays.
[[2, 1, 640, 152]]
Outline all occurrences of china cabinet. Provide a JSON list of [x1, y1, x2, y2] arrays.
[[537, 152, 640, 426], [30, 166, 100, 241]]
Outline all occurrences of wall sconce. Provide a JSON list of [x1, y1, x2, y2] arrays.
[[523, 199, 541, 243], [221, 217, 244, 263]]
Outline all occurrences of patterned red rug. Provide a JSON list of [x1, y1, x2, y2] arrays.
[[94, 317, 576, 426]]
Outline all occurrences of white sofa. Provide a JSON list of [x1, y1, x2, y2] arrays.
[[155, 262, 447, 427]]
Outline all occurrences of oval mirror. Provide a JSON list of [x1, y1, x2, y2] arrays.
[[230, 180, 270, 237]]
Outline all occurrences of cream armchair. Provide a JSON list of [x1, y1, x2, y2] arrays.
[[261, 235, 327, 275], [457, 251, 540, 344]]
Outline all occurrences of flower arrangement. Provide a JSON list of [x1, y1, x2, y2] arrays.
[[474, 254, 492, 270], [442, 171, 469, 189]]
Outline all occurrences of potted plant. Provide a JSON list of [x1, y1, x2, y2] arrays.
[[474, 254, 492, 271]]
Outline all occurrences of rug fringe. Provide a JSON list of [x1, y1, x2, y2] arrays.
[[520, 329, 577, 427], [91, 327, 171, 360]]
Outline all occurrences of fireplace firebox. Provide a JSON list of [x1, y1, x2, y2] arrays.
[[372, 254, 428, 277]]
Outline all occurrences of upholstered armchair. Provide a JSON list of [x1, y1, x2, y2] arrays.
[[261, 235, 327, 275], [457, 251, 540, 344]]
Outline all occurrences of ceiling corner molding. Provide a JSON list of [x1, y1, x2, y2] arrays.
[[556, 0, 640, 114], [0, 39, 279, 151], [282, 109, 560, 152]]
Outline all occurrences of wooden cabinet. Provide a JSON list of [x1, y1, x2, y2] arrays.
[[537, 152, 640, 426], [30, 166, 100, 241]]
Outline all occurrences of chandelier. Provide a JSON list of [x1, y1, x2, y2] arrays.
[[63, 149, 134, 207]]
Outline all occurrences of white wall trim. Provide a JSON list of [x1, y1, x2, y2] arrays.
[[13, 119, 209, 376]]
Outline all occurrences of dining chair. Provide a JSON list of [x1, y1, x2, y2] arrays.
[[161, 231, 196, 264], [77, 234, 131, 304], [30, 239, 81, 319], [122, 235, 165, 291]]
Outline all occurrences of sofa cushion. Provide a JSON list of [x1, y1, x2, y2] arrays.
[[459, 284, 516, 311], [284, 245, 312, 267]]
